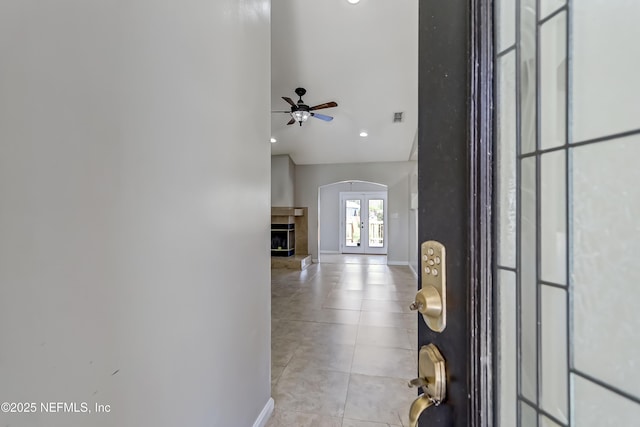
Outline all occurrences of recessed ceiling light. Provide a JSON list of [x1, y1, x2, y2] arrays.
[[359, 131, 368, 137], [270, 137, 277, 143], [347, 0, 360, 4]]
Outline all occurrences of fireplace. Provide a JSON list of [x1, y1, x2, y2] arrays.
[[271, 223, 295, 257], [270, 207, 308, 264]]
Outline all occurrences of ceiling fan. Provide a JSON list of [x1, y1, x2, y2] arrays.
[[273, 87, 338, 126]]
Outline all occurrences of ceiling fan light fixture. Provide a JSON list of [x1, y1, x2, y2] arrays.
[[270, 137, 277, 143], [347, 0, 361, 4], [291, 110, 311, 123], [360, 131, 368, 137], [280, 88, 337, 126]]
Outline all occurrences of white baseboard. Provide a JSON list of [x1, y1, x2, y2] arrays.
[[253, 397, 274, 427], [409, 263, 418, 278], [387, 261, 409, 266]]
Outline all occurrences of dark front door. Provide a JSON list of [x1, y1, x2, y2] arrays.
[[413, 0, 493, 426], [416, 0, 640, 426]]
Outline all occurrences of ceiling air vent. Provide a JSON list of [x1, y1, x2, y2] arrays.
[[393, 112, 403, 123]]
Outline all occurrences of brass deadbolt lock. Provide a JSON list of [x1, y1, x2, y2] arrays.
[[410, 240, 447, 332]]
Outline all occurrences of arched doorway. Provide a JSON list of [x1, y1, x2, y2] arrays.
[[317, 180, 388, 263]]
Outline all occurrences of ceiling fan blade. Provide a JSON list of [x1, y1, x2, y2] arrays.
[[309, 101, 338, 111], [271, 111, 290, 113], [311, 112, 333, 122], [282, 97, 296, 107], [287, 118, 296, 125]]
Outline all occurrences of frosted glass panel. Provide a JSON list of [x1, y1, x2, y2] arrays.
[[521, 402, 537, 427], [572, 1, 640, 141], [540, 13, 566, 150], [496, 0, 516, 52], [497, 52, 517, 268], [541, 151, 566, 284], [574, 374, 640, 427], [521, 157, 537, 401], [540, 0, 565, 21], [520, 0, 537, 154], [573, 135, 640, 398], [497, 270, 516, 427], [540, 416, 562, 427], [540, 285, 568, 423]]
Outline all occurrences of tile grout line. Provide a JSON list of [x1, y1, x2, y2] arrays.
[[341, 268, 361, 426]]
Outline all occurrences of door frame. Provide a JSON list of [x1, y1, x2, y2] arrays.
[[468, 0, 494, 425], [417, 0, 493, 426], [339, 191, 388, 255]]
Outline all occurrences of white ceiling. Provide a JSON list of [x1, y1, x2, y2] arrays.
[[270, 0, 418, 165]]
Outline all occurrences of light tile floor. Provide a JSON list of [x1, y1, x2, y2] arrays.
[[268, 258, 419, 427]]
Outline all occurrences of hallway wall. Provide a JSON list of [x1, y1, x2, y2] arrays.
[[0, 2, 272, 426], [271, 154, 296, 207]]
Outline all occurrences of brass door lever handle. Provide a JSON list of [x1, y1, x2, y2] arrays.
[[409, 394, 435, 427], [406, 344, 446, 427]]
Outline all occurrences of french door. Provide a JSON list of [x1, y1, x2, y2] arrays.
[[340, 191, 387, 255]]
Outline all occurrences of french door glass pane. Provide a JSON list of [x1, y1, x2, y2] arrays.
[[368, 199, 384, 247], [573, 374, 640, 426], [496, 0, 516, 52], [540, 416, 562, 427], [520, 0, 537, 154], [573, 136, 640, 399], [540, 285, 568, 422], [540, 12, 567, 150], [497, 270, 517, 427], [520, 402, 537, 427], [572, 0, 640, 142], [520, 157, 537, 402], [540, 0, 565, 21], [541, 150, 566, 284], [497, 52, 517, 268], [345, 199, 361, 247]]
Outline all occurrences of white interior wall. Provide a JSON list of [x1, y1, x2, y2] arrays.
[[296, 161, 416, 264], [0, 2, 272, 427], [319, 181, 387, 253], [271, 154, 296, 207]]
